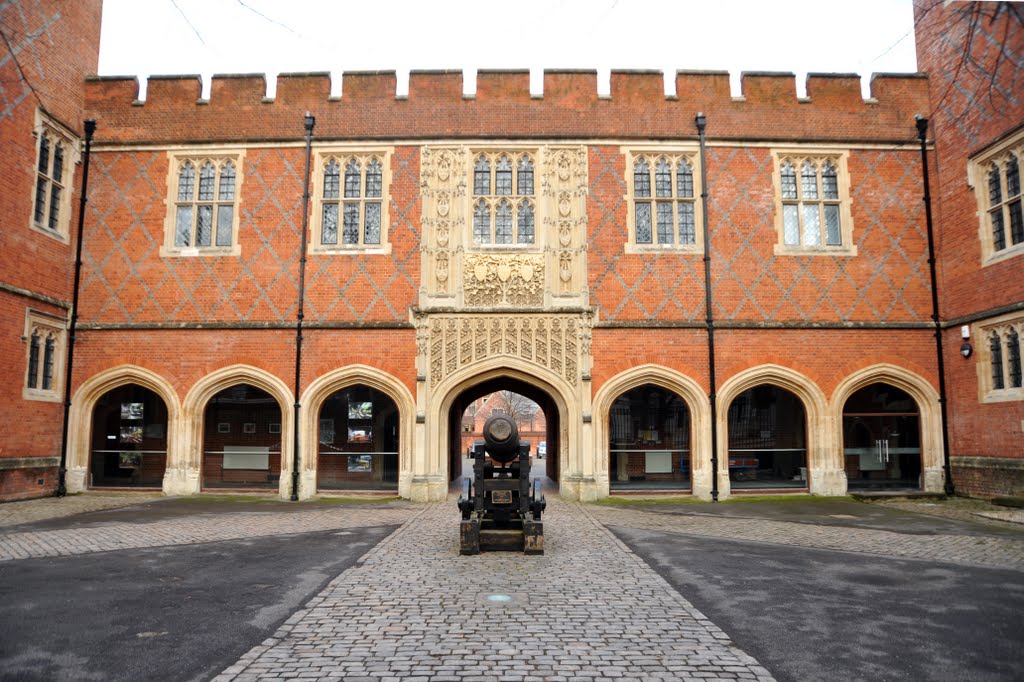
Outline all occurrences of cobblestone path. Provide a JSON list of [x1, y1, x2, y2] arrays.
[[589, 505, 1024, 571], [0, 505, 419, 562], [215, 500, 773, 682], [0, 493, 162, 528]]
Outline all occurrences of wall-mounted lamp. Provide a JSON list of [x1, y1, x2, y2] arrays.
[[960, 342, 973, 358]]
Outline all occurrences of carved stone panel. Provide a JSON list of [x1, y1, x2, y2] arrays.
[[420, 313, 592, 386], [463, 253, 545, 307]]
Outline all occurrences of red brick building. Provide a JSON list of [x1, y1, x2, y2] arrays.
[[1, 0, 1020, 502]]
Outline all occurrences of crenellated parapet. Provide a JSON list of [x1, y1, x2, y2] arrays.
[[84, 69, 929, 145]]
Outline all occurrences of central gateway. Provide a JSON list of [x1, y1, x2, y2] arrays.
[[407, 143, 601, 503]]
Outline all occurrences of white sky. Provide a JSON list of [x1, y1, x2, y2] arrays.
[[98, 0, 918, 100]]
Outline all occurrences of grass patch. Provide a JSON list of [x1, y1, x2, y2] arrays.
[[314, 496, 402, 504], [178, 494, 282, 504], [594, 496, 704, 506]]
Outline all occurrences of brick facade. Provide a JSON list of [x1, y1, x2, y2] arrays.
[[0, 0, 1019, 501]]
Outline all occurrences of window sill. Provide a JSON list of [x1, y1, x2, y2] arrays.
[[160, 244, 242, 258], [467, 244, 540, 252], [22, 388, 62, 403], [982, 388, 1024, 403], [625, 243, 702, 255], [983, 241, 1024, 267], [311, 243, 392, 256], [29, 221, 70, 244], [774, 243, 858, 257]]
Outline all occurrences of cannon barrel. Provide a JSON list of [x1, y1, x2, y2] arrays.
[[482, 414, 520, 464]]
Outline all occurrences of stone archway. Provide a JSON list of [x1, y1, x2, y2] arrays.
[[300, 365, 415, 500], [832, 364, 944, 493], [717, 365, 833, 498], [67, 365, 180, 494], [593, 365, 711, 498], [420, 357, 585, 502], [181, 365, 293, 498]]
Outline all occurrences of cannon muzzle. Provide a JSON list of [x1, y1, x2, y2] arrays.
[[482, 414, 520, 464]]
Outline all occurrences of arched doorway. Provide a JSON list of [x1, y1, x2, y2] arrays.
[[202, 383, 282, 489], [317, 385, 399, 491], [843, 383, 921, 490], [89, 384, 168, 488], [608, 384, 691, 491], [447, 376, 559, 489], [727, 384, 808, 489]]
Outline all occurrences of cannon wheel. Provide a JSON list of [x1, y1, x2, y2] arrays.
[[530, 478, 545, 520]]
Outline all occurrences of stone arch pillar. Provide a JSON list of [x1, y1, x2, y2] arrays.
[[832, 363, 944, 493], [181, 365, 293, 499], [717, 364, 832, 498], [593, 364, 712, 499], [67, 365, 181, 494], [300, 365, 415, 500]]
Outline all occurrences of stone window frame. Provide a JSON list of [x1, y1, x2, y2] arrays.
[[161, 150, 245, 257], [468, 149, 538, 249], [771, 149, 856, 257], [310, 147, 393, 255], [23, 309, 66, 402], [623, 147, 703, 255], [967, 128, 1024, 266], [976, 311, 1024, 403], [30, 110, 81, 243]]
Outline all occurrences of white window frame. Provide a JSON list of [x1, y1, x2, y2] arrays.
[[771, 149, 856, 257], [468, 149, 537, 250], [623, 147, 703, 254], [975, 312, 1024, 403], [310, 148, 393, 254], [161, 150, 245, 257], [30, 110, 81, 242], [23, 309, 66, 402], [967, 128, 1024, 266]]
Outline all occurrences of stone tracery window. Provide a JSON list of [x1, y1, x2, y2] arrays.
[[163, 151, 244, 256], [771, 151, 855, 256], [312, 149, 391, 252], [31, 112, 79, 240], [626, 151, 700, 250], [471, 152, 535, 245], [23, 309, 65, 401], [968, 130, 1024, 264], [977, 313, 1024, 401]]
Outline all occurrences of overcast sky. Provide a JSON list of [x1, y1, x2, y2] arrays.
[[98, 0, 919, 99]]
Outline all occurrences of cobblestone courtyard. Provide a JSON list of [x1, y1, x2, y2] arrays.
[[1, 493, 1022, 681]]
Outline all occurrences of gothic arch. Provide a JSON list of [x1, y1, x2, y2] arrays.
[[300, 365, 415, 499], [593, 365, 712, 498], [422, 355, 582, 502], [717, 364, 834, 497], [182, 365, 293, 498], [66, 365, 180, 494], [832, 363, 944, 492]]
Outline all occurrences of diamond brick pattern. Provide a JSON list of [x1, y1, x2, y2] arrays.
[[588, 146, 705, 322], [588, 145, 931, 324], [0, 1, 58, 122], [80, 147, 421, 325]]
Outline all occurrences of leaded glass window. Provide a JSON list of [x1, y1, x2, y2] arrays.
[[34, 132, 69, 232], [27, 332, 39, 389], [470, 151, 537, 245], [778, 156, 845, 249], [172, 158, 239, 249], [991, 333, 1005, 390], [1008, 329, 1022, 389], [633, 155, 698, 246], [984, 153, 1024, 254], [42, 335, 55, 391], [474, 201, 490, 244], [318, 154, 387, 248]]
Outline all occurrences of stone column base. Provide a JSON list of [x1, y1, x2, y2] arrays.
[[66, 466, 88, 493], [162, 467, 199, 495], [809, 467, 847, 496], [559, 476, 602, 502], [408, 475, 449, 502]]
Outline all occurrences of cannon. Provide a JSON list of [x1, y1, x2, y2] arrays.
[[457, 413, 546, 555]]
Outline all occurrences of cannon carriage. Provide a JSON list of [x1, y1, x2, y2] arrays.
[[457, 413, 546, 555]]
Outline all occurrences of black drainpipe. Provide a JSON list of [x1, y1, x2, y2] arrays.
[[696, 113, 719, 502], [57, 118, 96, 497], [915, 116, 955, 496], [291, 112, 315, 501]]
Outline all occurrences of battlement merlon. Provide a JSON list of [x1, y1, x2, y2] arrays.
[[83, 69, 930, 145]]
